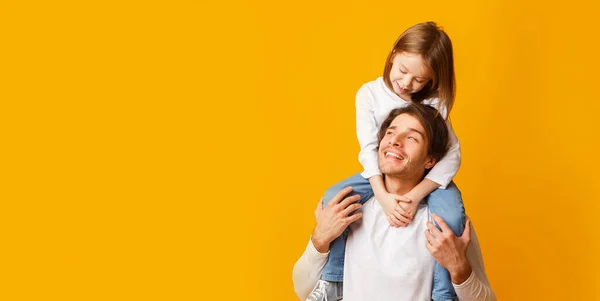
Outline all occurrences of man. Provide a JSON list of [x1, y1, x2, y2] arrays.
[[292, 104, 495, 301]]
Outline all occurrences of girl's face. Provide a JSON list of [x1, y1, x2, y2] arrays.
[[389, 52, 432, 101]]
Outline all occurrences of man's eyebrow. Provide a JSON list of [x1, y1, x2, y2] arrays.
[[387, 125, 425, 138], [407, 127, 425, 139]]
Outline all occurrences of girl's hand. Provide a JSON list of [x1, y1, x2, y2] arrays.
[[377, 192, 412, 227], [392, 195, 418, 227]]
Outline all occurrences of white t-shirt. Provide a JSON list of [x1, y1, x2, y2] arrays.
[[344, 199, 434, 301], [356, 77, 461, 188], [292, 197, 496, 301]]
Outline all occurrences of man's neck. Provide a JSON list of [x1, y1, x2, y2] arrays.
[[383, 173, 422, 196]]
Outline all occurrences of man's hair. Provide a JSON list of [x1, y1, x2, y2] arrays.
[[377, 103, 449, 163]]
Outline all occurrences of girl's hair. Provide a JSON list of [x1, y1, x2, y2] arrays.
[[383, 22, 456, 116]]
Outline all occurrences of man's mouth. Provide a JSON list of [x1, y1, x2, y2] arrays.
[[385, 152, 404, 160]]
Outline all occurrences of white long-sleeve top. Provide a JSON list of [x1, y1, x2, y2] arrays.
[[292, 199, 496, 301], [357, 77, 461, 188]]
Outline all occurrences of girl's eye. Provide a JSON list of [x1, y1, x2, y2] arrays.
[[386, 131, 393, 135], [407, 136, 416, 141], [415, 79, 424, 84], [400, 69, 407, 74]]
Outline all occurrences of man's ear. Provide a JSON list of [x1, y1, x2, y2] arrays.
[[424, 156, 437, 169]]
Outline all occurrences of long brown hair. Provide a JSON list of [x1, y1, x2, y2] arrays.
[[383, 22, 456, 117]]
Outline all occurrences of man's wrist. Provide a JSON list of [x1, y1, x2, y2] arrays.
[[449, 259, 472, 285], [311, 229, 331, 253]]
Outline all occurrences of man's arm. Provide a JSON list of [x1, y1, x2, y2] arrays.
[[292, 238, 330, 300], [453, 221, 496, 301], [426, 214, 496, 301], [291, 187, 363, 299]]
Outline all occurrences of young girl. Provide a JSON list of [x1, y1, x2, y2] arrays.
[[307, 22, 465, 301]]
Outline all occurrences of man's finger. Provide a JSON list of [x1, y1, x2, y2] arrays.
[[341, 203, 362, 217], [425, 229, 438, 247], [461, 218, 472, 241], [426, 221, 442, 237], [432, 214, 453, 234], [327, 187, 354, 207], [345, 211, 363, 224], [316, 198, 324, 210], [338, 194, 361, 209], [425, 236, 435, 254], [314, 199, 324, 216]]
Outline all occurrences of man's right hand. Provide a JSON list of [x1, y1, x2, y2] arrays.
[[311, 187, 362, 253]]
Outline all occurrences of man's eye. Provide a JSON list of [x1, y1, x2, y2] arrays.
[[386, 131, 393, 135], [407, 136, 416, 141]]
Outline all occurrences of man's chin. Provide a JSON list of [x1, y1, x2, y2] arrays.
[[379, 166, 405, 176]]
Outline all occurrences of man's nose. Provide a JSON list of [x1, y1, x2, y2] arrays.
[[390, 135, 404, 147]]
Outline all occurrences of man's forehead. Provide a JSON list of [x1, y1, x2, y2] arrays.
[[391, 113, 424, 131]]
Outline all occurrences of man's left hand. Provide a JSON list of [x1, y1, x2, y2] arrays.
[[425, 214, 473, 284]]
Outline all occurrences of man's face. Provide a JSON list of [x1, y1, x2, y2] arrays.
[[378, 113, 436, 178]]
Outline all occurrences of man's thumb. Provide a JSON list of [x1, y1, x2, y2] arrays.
[[461, 218, 472, 242]]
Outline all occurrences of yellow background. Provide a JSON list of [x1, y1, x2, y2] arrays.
[[2, 0, 600, 300]]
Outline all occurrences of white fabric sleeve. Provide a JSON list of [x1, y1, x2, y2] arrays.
[[292, 238, 330, 300], [356, 85, 382, 179], [425, 117, 461, 189], [453, 224, 497, 301]]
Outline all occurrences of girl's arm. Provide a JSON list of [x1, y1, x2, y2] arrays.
[[356, 85, 381, 180], [356, 86, 400, 220]]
